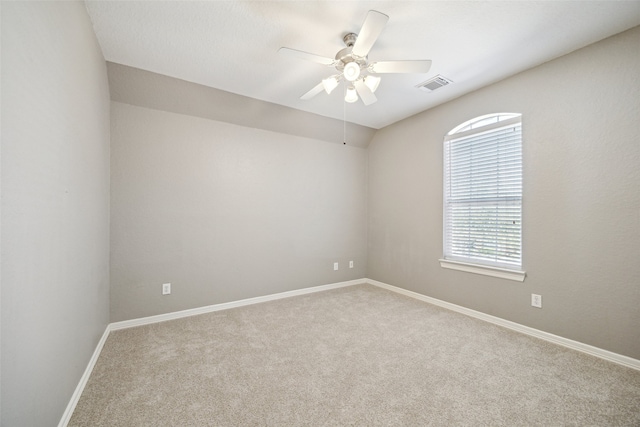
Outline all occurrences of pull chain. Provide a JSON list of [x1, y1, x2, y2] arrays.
[[343, 85, 347, 145]]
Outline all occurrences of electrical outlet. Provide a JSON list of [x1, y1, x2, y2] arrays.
[[333, 262, 339, 271], [162, 283, 171, 295], [349, 260, 354, 268], [531, 294, 542, 308]]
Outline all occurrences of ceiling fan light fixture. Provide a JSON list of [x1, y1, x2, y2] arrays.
[[343, 62, 361, 82], [364, 75, 381, 93], [345, 86, 358, 103], [280, 10, 432, 109], [322, 76, 339, 94]]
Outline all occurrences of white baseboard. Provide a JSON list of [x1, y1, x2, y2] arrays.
[[58, 326, 111, 427], [365, 278, 640, 371], [59, 278, 365, 426], [110, 278, 365, 331], [60, 277, 639, 425]]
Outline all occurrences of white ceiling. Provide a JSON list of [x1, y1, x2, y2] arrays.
[[85, 1, 640, 130]]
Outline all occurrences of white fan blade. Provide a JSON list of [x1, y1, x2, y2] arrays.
[[278, 47, 335, 66], [300, 82, 325, 100], [370, 60, 432, 74], [351, 10, 389, 58], [354, 80, 377, 106]]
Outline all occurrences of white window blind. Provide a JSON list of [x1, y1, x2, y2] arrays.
[[443, 115, 522, 270]]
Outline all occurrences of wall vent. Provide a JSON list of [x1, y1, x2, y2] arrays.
[[417, 75, 453, 92]]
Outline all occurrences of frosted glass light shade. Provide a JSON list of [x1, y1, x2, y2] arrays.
[[364, 75, 381, 93], [345, 86, 358, 103], [322, 76, 339, 94], [343, 62, 361, 82]]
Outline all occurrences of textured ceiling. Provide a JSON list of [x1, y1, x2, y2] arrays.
[[85, 1, 640, 129]]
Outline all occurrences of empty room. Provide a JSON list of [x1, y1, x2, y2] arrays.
[[2, 1, 640, 426]]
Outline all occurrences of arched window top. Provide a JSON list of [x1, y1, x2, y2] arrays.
[[447, 113, 521, 136]]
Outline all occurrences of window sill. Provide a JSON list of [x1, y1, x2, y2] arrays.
[[439, 259, 526, 282]]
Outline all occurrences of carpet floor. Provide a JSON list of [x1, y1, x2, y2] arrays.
[[69, 284, 640, 426]]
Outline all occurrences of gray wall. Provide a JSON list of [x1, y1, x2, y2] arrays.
[[368, 26, 640, 359], [110, 102, 367, 321], [1, 2, 111, 426], [107, 62, 377, 149]]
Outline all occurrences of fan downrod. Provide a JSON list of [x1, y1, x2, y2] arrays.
[[343, 33, 357, 47]]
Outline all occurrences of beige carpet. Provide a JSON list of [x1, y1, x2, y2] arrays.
[[69, 284, 640, 426]]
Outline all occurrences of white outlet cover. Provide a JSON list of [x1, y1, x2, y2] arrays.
[[531, 294, 542, 308], [162, 283, 171, 295], [349, 261, 354, 268], [333, 262, 339, 271]]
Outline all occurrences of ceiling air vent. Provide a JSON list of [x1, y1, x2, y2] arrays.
[[417, 75, 453, 92]]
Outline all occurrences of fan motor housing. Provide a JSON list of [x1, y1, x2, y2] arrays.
[[335, 33, 368, 72]]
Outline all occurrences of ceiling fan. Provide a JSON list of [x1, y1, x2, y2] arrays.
[[279, 10, 432, 106]]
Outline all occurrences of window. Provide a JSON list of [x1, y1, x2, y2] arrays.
[[440, 113, 525, 282]]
